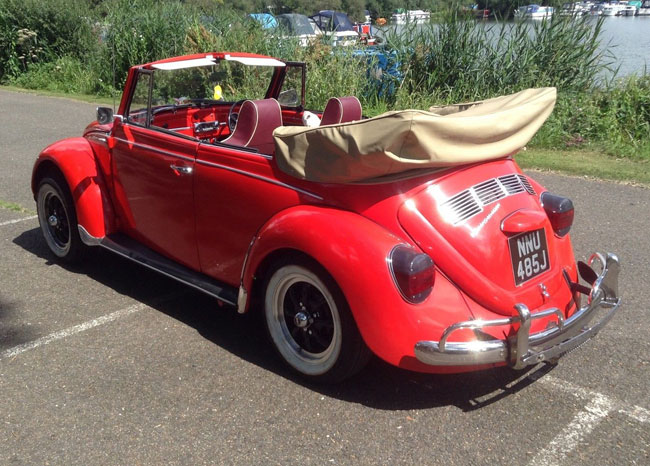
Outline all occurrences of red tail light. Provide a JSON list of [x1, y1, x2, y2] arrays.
[[541, 192, 574, 237], [389, 245, 435, 303]]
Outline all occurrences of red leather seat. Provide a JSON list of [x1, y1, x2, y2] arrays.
[[223, 99, 283, 154], [320, 96, 362, 126]]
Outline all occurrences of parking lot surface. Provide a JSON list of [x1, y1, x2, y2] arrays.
[[1, 89, 648, 465]]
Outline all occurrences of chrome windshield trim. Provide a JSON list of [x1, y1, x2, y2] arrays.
[[195, 159, 323, 200], [415, 252, 621, 368], [112, 137, 195, 163]]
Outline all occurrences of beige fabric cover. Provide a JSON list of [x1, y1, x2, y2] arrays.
[[273, 87, 556, 183]]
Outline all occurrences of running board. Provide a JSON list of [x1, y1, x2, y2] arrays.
[[97, 233, 238, 307]]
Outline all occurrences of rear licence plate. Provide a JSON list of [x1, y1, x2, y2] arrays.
[[508, 228, 550, 286]]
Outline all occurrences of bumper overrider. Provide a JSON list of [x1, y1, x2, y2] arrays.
[[415, 253, 621, 369]]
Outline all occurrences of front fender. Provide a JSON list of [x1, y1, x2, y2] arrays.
[[32, 137, 113, 239], [242, 205, 475, 370]]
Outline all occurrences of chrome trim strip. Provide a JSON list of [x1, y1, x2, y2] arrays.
[[86, 134, 108, 145], [237, 235, 258, 314], [414, 252, 621, 368], [195, 159, 323, 200], [112, 137, 195, 163], [78, 224, 102, 246], [237, 286, 248, 313]]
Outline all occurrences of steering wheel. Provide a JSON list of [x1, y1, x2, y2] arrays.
[[228, 99, 247, 132]]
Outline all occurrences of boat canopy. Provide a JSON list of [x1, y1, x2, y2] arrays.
[[273, 88, 557, 183], [277, 14, 316, 35], [310, 10, 356, 32], [248, 13, 278, 29]]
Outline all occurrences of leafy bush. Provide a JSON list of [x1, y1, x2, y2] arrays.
[[9, 56, 103, 94], [535, 75, 650, 159], [0, 0, 96, 81]]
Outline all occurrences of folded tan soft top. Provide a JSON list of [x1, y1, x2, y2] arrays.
[[273, 87, 556, 183]]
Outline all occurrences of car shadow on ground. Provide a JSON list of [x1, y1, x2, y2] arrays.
[[0, 297, 42, 352], [14, 227, 558, 412]]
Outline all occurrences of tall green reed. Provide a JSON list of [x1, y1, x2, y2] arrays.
[[382, 12, 614, 106]]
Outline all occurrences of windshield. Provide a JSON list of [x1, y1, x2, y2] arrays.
[[149, 60, 274, 108]]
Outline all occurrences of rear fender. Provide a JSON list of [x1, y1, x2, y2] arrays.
[[241, 205, 475, 368], [32, 137, 114, 239]]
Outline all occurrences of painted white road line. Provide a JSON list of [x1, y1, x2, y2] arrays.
[[0, 215, 38, 227], [528, 393, 612, 466], [0, 302, 147, 361], [526, 375, 650, 466], [539, 375, 650, 424]]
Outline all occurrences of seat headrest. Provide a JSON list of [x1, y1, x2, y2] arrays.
[[320, 96, 362, 126]]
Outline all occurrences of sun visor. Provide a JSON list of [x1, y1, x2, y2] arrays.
[[224, 54, 285, 67]]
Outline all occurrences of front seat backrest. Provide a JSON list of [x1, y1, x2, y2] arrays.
[[223, 99, 283, 154]]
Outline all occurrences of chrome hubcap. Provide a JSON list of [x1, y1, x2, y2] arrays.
[[48, 214, 58, 227], [294, 311, 310, 328], [282, 281, 334, 354]]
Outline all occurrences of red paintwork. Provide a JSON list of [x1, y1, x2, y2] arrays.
[[32, 52, 582, 374], [32, 137, 113, 238]]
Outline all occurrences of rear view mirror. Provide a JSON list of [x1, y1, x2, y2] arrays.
[[278, 89, 298, 106], [96, 107, 114, 125]]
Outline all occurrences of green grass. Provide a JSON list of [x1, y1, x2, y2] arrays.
[[516, 148, 650, 187], [0, 199, 35, 215]]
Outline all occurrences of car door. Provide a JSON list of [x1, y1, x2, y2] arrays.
[[193, 143, 303, 286], [110, 70, 200, 270]]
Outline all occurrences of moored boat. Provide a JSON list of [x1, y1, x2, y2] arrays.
[[391, 9, 431, 24], [559, 1, 594, 15], [276, 13, 321, 47], [515, 4, 555, 18], [619, 4, 639, 15], [638, 0, 650, 14], [600, 1, 628, 15], [309, 10, 359, 46]]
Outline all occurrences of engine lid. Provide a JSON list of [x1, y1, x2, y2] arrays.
[[397, 162, 568, 316]]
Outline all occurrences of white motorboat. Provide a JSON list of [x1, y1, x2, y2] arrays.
[[515, 4, 555, 18], [600, 2, 628, 15], [639, 0, 650, 15], [619, 4, 638, 15], [391, 9, 431, 24], [559, 1, 594, 15]]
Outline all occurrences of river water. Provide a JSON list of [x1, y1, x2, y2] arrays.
[[596, 16, 649, 77]]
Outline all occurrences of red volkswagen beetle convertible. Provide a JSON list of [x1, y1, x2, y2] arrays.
[[32, 52, 621, 382]]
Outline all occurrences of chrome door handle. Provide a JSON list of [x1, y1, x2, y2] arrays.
[[170, 164, 193, 174]]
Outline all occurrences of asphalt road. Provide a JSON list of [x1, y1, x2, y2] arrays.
[[1, 88, 648, 465]]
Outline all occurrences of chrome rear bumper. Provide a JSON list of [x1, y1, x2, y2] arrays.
[[414, 253, 621, 369]]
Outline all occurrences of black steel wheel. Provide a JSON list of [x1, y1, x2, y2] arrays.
[[264, 258, 370, 383], [36, 175, 86, 263]]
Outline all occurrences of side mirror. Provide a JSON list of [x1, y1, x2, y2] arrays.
[[96, 107, 114, 125]]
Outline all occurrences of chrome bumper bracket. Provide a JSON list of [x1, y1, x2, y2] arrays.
[[415, 252, 621, 369]]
